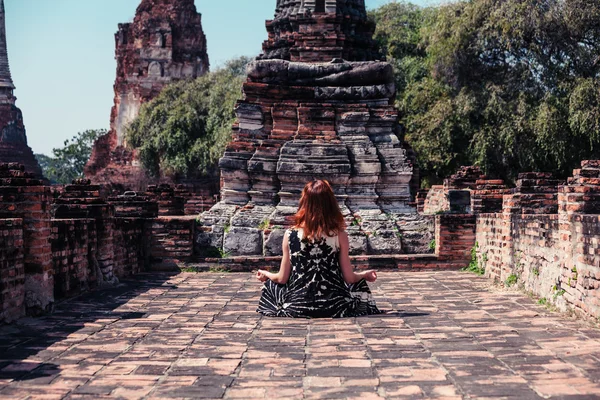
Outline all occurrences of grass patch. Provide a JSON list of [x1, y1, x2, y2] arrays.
[[257, 219, 270, 230], [428, 239, 436, 251], [462, 243, 485, 275], [571, 266, 578, 281], [209, 266, 229, 273], [505, 274, 518, 287], [199, 246, 231, 259], [393, 226, 402, 239]]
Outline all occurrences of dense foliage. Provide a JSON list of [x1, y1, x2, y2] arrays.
[[126, 57, 250, 178], [371, 0, 600, 185], [35, 129, 104, 184]]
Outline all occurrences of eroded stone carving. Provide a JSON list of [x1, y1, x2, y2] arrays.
[[199, 0, 433, 256]]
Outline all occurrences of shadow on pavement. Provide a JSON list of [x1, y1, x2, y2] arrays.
[[0, 273, 178, 382], [376, 311, 431, 318]]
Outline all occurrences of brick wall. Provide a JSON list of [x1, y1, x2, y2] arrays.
[[51, 219, 91, 300], [423, 167, 512, 215], [0, 219, 24, 323], [435, 214, 476, 267], [568, 215, 600, 316], [477, 212, 600, 318], [476, 161, 600, 319], [422, 185, 446, 215], [0, 165, 54, 316], [0, 166, 206, 323], [183, 194, 217, 215], [150, 216, 196, 269], [53, 181, 119, 287], [113, 218, 151, 277], [146, 184, 185, 216], [474, 214, 506, 280], [472, 179, 511, 214]]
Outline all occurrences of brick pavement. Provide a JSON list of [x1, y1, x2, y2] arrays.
[[0, 272, 599, 399]]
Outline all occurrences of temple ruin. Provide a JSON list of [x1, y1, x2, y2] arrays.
[[0, 0, 44, 179], [85, 0, 211, 193], [2, 0, 600, 325], [199, 0, 433, 257]]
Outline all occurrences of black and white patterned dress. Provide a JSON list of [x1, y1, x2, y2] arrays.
[[257, 228, 381, 318]]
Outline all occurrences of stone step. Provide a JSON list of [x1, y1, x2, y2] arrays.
[[149, 253, 465, 272]]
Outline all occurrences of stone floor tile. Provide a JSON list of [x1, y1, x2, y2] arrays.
[[0, 272, 599, 399]]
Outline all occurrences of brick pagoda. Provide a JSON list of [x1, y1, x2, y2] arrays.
[[85, 0, 210, 192], [0, 0, 44, 179], [199, 0, 432, 257]]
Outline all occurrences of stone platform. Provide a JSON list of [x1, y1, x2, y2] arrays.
[[1, 272, 599, 399]]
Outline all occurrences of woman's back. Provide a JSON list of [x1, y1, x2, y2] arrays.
[[257, 228, 380, 318], [287, 228, 340, 276], [255, 179, 380, 318]]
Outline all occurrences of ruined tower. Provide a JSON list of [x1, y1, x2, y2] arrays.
[[199, 0, 430, 257], [0, 0, 44, 179], [85, 0, 210, 191]]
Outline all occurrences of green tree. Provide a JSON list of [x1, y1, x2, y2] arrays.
[[370, 2, 428, 95], [372, 0, 600, 185], [126, 56, 251, 178], [35, 129, 105, 184]]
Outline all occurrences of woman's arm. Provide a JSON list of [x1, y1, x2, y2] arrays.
[[257, 232, 292, 284], [338, 231, 377, 284]]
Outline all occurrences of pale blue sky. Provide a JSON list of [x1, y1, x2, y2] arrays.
[[7, 0, 439, 155]]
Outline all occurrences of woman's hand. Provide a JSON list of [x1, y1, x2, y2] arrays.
[[363, 270, 377, 283], [256, 270, 269, 282]]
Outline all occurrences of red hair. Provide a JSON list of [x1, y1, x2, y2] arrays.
[[293, 180, 346, 240]]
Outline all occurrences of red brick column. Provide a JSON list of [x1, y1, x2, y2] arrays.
[[0, 164, 54, 316], [436, 214, 476, 266], [20, 186, 53, 315]]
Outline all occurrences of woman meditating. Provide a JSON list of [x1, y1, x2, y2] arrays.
[[256, 180, 381, 318]]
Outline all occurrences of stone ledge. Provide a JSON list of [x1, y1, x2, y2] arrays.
[[159, 254, 465, 273]]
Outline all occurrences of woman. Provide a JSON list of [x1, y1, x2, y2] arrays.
[[256, 180, 381, 318]]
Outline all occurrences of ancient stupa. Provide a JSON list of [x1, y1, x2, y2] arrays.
[[85, 0, 210, 192], [199, 0, 432, 256], [0, 0, 44, 179]]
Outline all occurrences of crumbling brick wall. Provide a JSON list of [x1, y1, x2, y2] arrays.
[[422, 185, 446, 215], [0, 218, 24, 322], [435, 214, 476, 267], [476, 161, 600, 319], [0, 164, 54, 316], [51, 219, 92, 300], [113, 218, 151, 277], [474, 214, 506, 280], [423, 167, 512, 215], [0, 168, 166, 324], [150, 216, 195, 269]]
